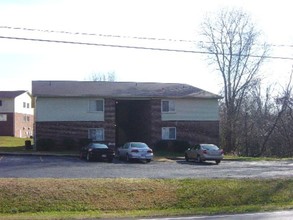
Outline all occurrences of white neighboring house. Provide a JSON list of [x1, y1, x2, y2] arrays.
[[32, 81, 221, 150], [0, 91, 34, 138]]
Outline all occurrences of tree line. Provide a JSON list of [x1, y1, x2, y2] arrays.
[[200, 8, 293, 157]]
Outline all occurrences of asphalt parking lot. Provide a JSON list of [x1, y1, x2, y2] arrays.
[[1, 154, 293, 179]]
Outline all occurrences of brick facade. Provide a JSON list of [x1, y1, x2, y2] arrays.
[[35, 98, 219, 150], [149, 99, 219, 146], [0, 112, 33, 137], [14, 113, 34, 138], [35, 99, 116, 147], [0, 113, 14, 136]]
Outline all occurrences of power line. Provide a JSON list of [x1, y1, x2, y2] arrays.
[[0, 25, 195, 43], [1, 25, 293, 48], [1, 35, 293, 60], [0, 35, 205, 53]]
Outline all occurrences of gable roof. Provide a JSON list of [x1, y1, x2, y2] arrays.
[[32, 81, 222, 99], [0, 90, 27, 98]]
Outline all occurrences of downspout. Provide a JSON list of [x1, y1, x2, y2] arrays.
[[33, 97, 37, 150], [13, 98, 16, 137]]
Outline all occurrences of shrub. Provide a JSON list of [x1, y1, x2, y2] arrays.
[[78, 138, 91, 149], [62, 138, 77, 151], [36, 138, 55, 151], [154, 140, 191, 153]]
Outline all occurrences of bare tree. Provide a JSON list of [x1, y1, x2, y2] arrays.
[[234, 68, 293, 157], [86, 72, 116, 82], [261, 71, 293, 156], [199, 8, 269, 152], [236, 83, 276, 156]]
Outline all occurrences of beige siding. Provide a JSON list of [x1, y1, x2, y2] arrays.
[[161, 99, 219, 121], [36, 97, 104, 122], [0, 98, 14, 113], [15, 93, 34, 115], [0, 93, 32, 114]]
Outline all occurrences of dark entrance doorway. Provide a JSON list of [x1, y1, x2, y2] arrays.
[[115, 100, 151, 147]]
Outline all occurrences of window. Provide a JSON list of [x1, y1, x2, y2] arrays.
[[88, 128, 104, 141], [0, 114, 7, 121], [162, 127, 176, 140], [0, 100, 2, 106], [23, 115, 30, 122], [161, 100, 175, 113], [23, 102, 26, 108], [27, 103, 30, 108], [89, 99, 104, 112]]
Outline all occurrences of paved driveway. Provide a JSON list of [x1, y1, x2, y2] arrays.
[[1, 155, 293, 179]]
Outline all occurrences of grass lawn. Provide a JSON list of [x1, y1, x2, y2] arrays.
[[1, 137, 293, 219], [0, 137, 77, 155], [0, 136, 33, 152], [0, 178, 293, 219]]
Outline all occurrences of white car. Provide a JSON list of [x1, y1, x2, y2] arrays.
[[117, 142, 153, 163]]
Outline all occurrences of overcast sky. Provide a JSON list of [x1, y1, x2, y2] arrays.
[[0, 0, 293, 94]]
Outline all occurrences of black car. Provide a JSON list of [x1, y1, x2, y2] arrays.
[[80, 143, 115, 162]]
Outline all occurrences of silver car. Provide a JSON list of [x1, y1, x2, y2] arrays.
[[117, 142, 153, 163], [185, 144, 224, 164]]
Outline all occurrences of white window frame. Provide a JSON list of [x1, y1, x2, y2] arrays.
[[161, 100, 175, 113], [89, 99, 104, 112], [88, 128, 105, 141], [0, 114, 7, 121], [23, 115, 30, 122], [162, 127, 176, 140]]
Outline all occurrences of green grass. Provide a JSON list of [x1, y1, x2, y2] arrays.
[[0, 137, 77, 155], [1, 137, 293, 219], [0, 178, 293, 219], [0, 136, 33, 152], [0, 136, 32, 147], [224, 154, 293, 161]]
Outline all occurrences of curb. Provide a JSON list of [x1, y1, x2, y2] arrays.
[[0, 151, 79, 157], [0, 152, 181, 162]]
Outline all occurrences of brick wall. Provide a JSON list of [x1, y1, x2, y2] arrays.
[[14, 113, 34, 138], [35, 98, 219, 150], [35, 99, 116, 149], [148, 99, 220, 146], [0, 112, 14, 136], [0, 112, 33, 137]]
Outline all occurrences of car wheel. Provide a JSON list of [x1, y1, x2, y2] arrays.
[[117, 152, 122, 160], [197, 155, 202, 163], [215, 160, 221, 165], [146, 159, 151, 163], [79, 152, 83, 159], [185, 153, 189, 162], [108, 157, 113, 163], [86, 153, 91, 162], [126, 154, 131, 162]]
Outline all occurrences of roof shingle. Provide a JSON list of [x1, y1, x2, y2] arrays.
[[0, 90, 27, 98], [32, 81, 221, 99]]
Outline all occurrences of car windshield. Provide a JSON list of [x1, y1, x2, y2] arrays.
[[201, 144, 219, 150], [130, 143, 148, 149], [90, 143, 108, 149]]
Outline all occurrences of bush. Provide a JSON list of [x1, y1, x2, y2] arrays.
[[154, 140, 191, 153], [36, 138, 55, 151], [62, 138, 77, 151], [78, 138, 91, 149]]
